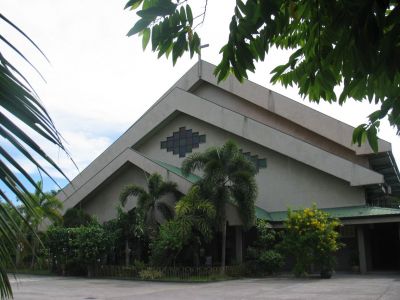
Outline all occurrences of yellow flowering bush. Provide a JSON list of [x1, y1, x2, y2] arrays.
[[282, 205, 343, 277]]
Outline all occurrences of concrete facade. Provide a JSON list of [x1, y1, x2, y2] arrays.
[[137, 113, 366, 212]]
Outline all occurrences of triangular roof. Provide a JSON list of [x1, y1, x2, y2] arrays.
[[59, 60, 399, 210]]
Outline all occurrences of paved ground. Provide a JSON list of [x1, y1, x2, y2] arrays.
[[10, 273, 400, 300]]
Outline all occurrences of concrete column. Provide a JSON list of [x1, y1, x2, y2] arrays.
[[235, 226, 243, 264], [357, 225, 367, 274]]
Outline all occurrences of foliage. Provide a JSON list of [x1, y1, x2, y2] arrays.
[[125, 0, 400, 150], [63, 208, 95, 228], [245, 220, 283, 275], [20, 181, 63, 229], [16, 181, 63, 270], [175, 186, 215, 243], [0, 14, 70, 298], [120, 173, 177, 239], [182, 140, 257, 269], [281, 205, 343, 277], [138, 268, 164, 280], [150, 219, 187, 266], [150, 186, 215, 266], [46, 224, 112, 276]]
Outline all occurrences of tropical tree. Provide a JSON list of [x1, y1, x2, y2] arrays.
[[281, 205, 343, 277], [175, 186, 215, 265], [119, 173, 177, 239], [125, 0, 400, 151], [19, 181, 63, 269], [63, 207, 95, 228], [150, 186, 215, 266], [1, 14, 69, 298], [105, 206, 145, 266], [182, 140, 258, 270]]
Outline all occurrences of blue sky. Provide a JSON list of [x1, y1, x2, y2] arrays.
[[2, 0, 399, 202]]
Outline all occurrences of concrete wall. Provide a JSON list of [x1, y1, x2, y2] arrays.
[[136, 113, 366, 212], [81, 163, 174, 222], [193, 82, 370, 168]]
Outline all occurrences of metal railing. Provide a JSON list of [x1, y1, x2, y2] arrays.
[[92, 265, 245, 281]]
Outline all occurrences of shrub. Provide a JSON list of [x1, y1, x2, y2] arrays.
[[150, 220, 187, 266], [244, 220, 284, 275], [46, 224, 112, 276], [139, 268, 164, 280], [258, 250, 284, 274], [281, 205, 343, 277]]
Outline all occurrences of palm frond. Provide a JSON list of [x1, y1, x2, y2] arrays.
[[1, 14, 72, 297], [157, 181, 177, 198], [147, 173, 163, 196], [181, 152, 208, 175], [119, 185, 147, 206], [156, 201, 174, 221]]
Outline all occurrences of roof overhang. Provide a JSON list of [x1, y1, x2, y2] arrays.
[[257, 205, 400, 227]]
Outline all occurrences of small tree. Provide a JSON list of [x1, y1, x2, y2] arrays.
[[72, 224, 111, 277], [120, 173, 177, 239], [245, 219, 284, 275], [282, 205, 343, 278], [63, 207, 94, 228], [150, 186, 215, 266], [104, 206, 145, 266], [182, 140, 257, 270]]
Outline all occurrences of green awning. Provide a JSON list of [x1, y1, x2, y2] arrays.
[[256, 205, 400, 222], [153, 159, 201, 184]]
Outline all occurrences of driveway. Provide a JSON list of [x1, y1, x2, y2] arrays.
[[10, 273, 400, 300]]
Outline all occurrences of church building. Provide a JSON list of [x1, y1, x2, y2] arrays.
[[58, 61, 400, 273]]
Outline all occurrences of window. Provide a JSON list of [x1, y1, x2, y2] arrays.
[[160, 127, 206, 157], [239, 149, 267, 171]]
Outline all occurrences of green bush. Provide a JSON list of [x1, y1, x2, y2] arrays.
[[281, 205, 343, 277], [150, 220, 186, 266], [46, 224, 112, 276], [258, 250, 284, 274], [139, 268, 164, 280], [244, 220, 284, 275]]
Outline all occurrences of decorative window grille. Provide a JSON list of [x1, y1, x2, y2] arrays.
[[161, 127, 206, 157]]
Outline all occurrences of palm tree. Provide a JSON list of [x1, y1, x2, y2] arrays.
[[175, 186, 216, 266], [119, 173, 177, 239], [1, 15, 69, 298], [182, 140, 258, 270], [19, 181, 63, 269]]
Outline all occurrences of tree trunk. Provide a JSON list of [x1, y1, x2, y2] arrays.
[[221, 219, 227, 274], [125, 239, 130, 267]]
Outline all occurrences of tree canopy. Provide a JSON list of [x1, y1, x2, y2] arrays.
[[125, 0, 400, 151], [119, 173, 177, 238]]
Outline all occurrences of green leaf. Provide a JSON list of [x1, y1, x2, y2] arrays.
[[142, 28, 150, 50], [127, 18, 152, 36], [125, 0, 143, 10], [172, 33, 187, 65], [179, 6, 186, 24], [367, 126, 379, 153], [189, 32, 200, 58], [186, 5, 193, 26]]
